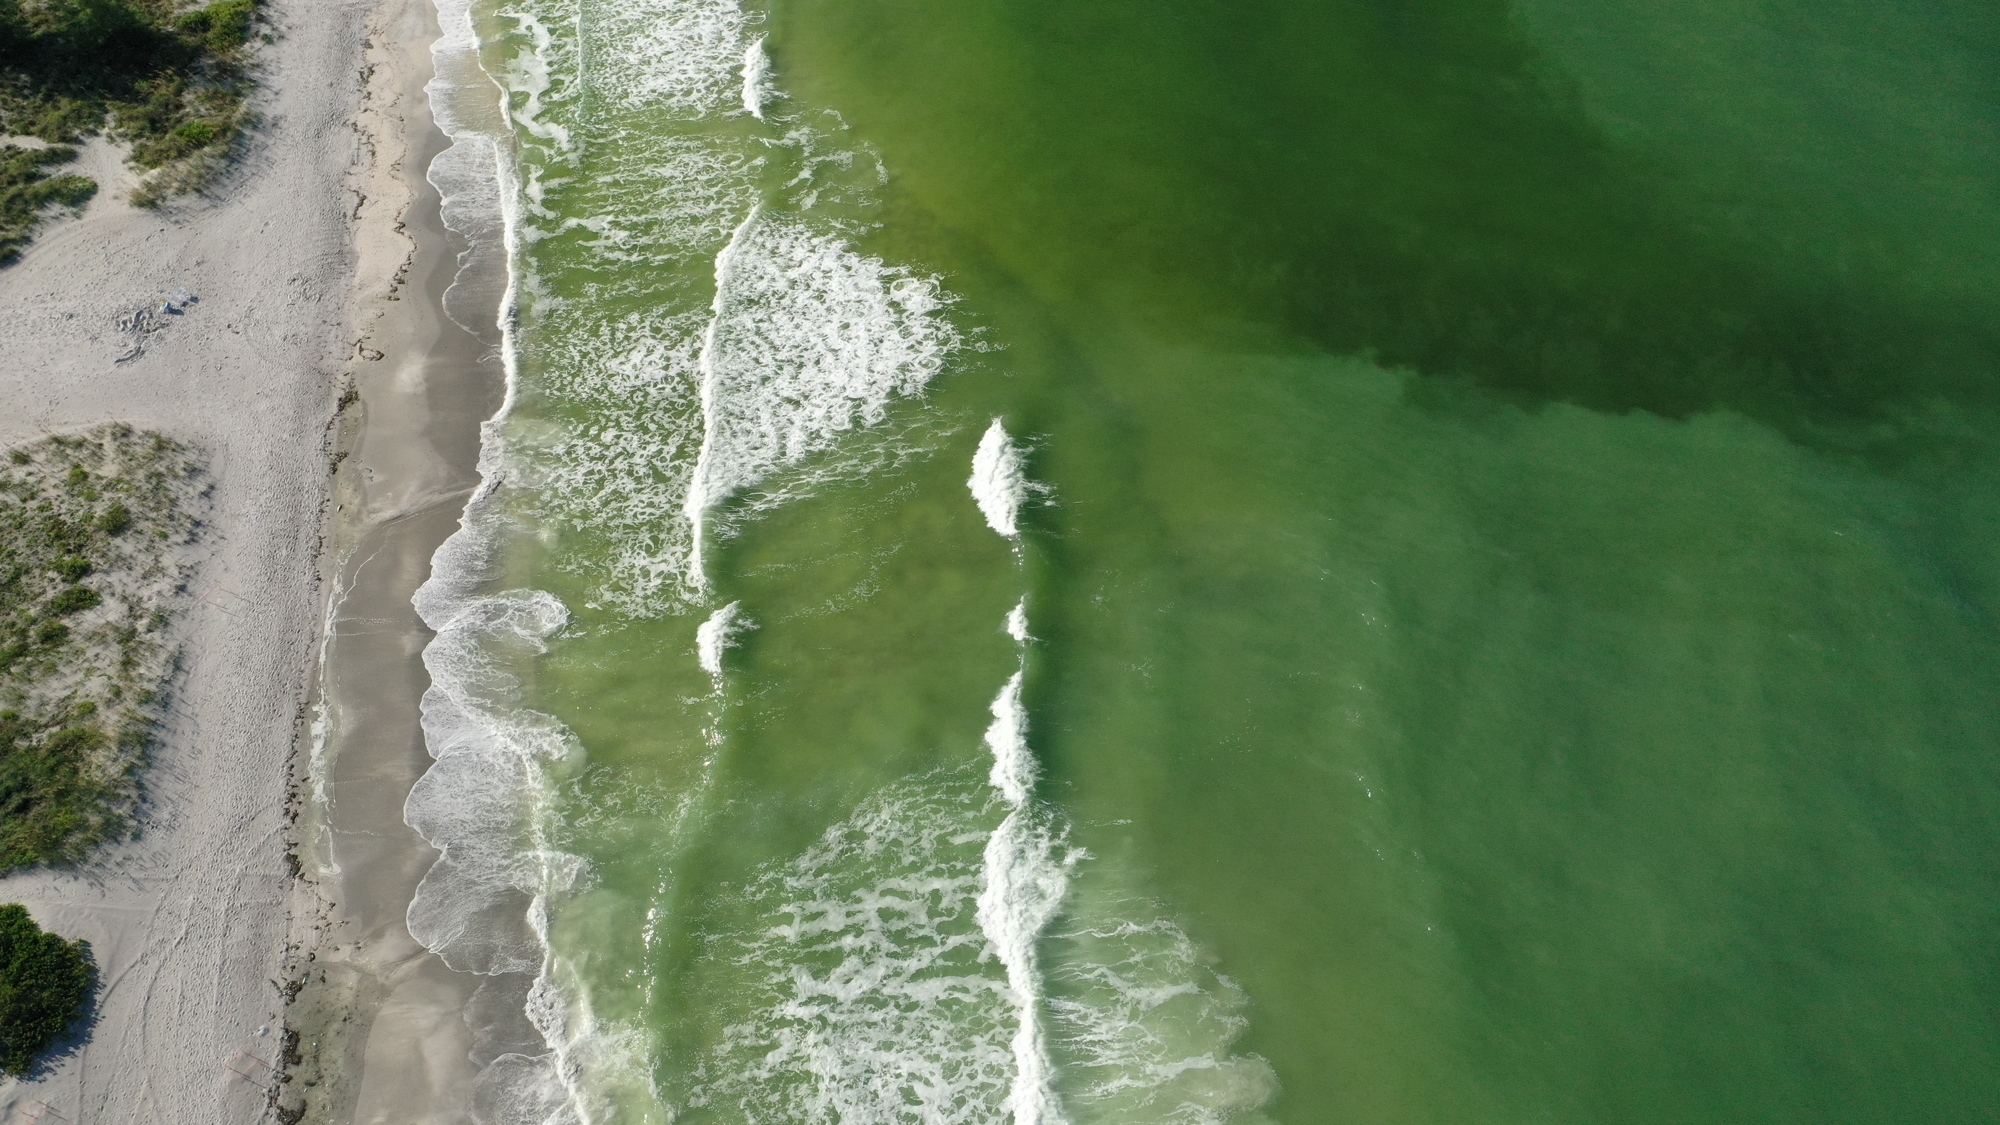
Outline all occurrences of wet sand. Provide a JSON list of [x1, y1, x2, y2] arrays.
[[281, 0, 529, 1119]]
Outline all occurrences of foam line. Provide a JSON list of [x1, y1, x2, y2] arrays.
[[410, 0, 600, 1119]]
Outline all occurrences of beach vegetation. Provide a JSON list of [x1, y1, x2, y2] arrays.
[[0, 903, 94, 1075], [0, 0, 265, 228], [0, 426, 202, 872], [46, 586, 100, 615], [0, 144, 94, 264]]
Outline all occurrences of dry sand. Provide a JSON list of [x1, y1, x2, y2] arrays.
[[0, 0, 486, 1119]]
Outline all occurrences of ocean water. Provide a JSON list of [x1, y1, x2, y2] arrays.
[[412, 0, 2000, 1122]]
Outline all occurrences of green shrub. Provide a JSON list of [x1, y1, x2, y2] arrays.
[[168, 118, 214, 147], [0, 903, 94, 1075], [46, 587, 98, 616], [38, 516, 86, 555], [175, 0, 255, 52], [15, 0, 165, 70], [0, 429, 194, 874]]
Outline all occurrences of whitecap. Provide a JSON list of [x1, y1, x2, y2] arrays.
[[696, 599, 751, 677], [984, 671, 1037, 808], [741, 35, 776, 120], [969, 419, 1028, 538], [1006, 600, 1031, 644]]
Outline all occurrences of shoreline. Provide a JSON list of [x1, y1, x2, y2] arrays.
[[279, 0, 518, 1118], [0, 0, 376, 1120]]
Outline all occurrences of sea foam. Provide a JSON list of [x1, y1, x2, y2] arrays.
[[594, 0, 761, 115], [681, 206, 961, 590], [690, 776, 1014, 1123], [1044, 911, 1281, 1125], [406, 0, 636, 1120]]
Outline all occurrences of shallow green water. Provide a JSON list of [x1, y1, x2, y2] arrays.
[[422, 0, 2000, 1120]]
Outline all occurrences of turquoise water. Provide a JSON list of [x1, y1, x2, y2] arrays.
[[411, 1, 2000, 1121]]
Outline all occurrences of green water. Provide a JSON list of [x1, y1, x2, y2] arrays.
[[448, 0, 2000, 1120]]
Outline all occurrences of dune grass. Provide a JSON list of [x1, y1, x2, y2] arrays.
[[0, 0, 264, 236], [0, 426, 201, 872], [0, 144, 94, 264]]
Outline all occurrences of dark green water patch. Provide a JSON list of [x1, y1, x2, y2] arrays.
[[769, 0, 1999, 434], [1015, 330, 2000, 1122], [508, 1, 2000, 1118]]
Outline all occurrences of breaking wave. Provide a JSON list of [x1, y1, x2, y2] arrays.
[[969, 419, 1030, 539], [741, 35, 776, 120], [971, 448, 1066, 1125], [673, 429, 1274, 1125], [679, 775, 1277, 1125], [682, 204, 962, 589], [696, 599, 750, 678], [410, 2, 1273, 1124], [410, 0, 969, 1121]]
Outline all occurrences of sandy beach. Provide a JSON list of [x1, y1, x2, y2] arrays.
[[0, 0, 475, 1119]]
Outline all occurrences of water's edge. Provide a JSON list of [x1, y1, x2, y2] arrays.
[[278, 0, 521, 1115]]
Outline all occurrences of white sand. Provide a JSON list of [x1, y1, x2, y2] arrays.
[[0, 0, 395, 1119]]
